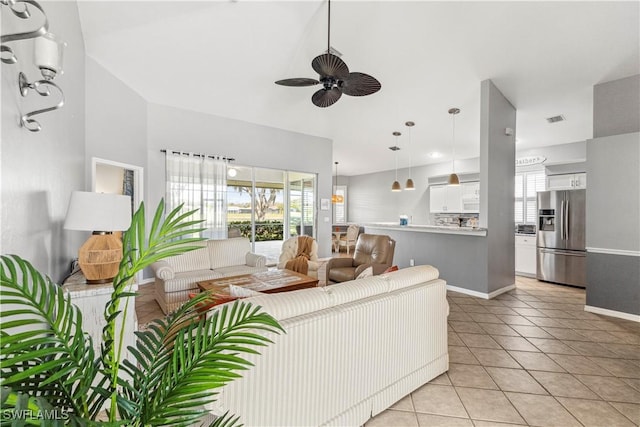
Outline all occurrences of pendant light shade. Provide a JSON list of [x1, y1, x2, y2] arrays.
[[405, 121, 415, 190], [390, 132, 402, 192], [448, 108, 460, 186], [405, 178, 415, 190], [332, 161, 344, 203]]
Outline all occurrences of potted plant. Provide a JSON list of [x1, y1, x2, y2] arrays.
[[0, 200, 283, 426]]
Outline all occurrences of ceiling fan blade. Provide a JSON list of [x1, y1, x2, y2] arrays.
[[311, 53, 349, 79], [340, 72, 382, 96], [311, 88, 342, 108], [275, 78, 320, 87]]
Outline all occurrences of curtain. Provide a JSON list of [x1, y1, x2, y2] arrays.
[[165, 152, 227, 239]]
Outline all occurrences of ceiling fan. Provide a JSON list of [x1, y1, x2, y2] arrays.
[[275, 0, 381, 108]]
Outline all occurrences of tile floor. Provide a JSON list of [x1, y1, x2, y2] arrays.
[[135, 274, 640, 427]]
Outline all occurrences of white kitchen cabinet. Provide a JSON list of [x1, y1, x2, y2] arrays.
[[547, 173, 586, 190], [515, 234, 537, 277], [429, 184, 462, 213], [461, 181, 480, 213]]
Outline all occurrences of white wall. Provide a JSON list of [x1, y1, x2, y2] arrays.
[[1, 1, 86, 282]]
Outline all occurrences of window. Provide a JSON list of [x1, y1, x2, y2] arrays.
[[333, 185, 347, 224], [515, 170, 545, 224]]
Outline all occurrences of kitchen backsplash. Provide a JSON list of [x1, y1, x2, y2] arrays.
[[431, 213, 480, 227]]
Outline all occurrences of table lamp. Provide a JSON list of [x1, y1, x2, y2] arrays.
[[64, 191, 132, 284]]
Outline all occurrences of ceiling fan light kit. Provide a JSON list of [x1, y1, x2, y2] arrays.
[[275, 0, 381, 107]]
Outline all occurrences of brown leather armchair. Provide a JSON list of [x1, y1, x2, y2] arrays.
[[326, 234, 396, 284]]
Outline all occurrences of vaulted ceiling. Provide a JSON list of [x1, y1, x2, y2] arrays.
[[78, 1, 639, 176]]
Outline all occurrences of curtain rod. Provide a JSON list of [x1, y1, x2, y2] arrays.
[[160, 149, 235, 162]]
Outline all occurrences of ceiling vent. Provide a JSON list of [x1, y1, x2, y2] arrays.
[[546, 115, 566, 124]]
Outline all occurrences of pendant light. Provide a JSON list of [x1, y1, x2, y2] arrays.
[[390, 131, 402, 192], [405, 121, 415, 190], [332, 161, 344, 203], [448, 108, 460, 186]]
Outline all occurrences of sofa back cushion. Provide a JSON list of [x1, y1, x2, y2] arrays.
[[165, 241, 210, 273], [382, 265, 440, 292], [353, 234, 393, 266], [208, 238, 251, 269]]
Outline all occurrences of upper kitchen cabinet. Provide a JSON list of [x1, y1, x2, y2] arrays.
[[429, 184, 462, 213], [547, 173, 586, 190], [461, 181, 480, 213]]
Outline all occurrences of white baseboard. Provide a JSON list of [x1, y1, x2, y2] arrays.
[[446, 284, 516, 300], [138, 277, 155, 286], [584, 305, 640, 322]]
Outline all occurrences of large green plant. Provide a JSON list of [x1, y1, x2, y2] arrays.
[[0, 200, 282, 426]]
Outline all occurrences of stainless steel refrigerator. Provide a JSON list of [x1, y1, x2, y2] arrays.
[[536, 189, 586, 287]]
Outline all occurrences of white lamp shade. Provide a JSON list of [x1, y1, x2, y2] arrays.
[[34, 33, 65, 76], [64, 191, 132, 232]]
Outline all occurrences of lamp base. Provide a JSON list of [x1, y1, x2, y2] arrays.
[[77, 233, 123, 285]]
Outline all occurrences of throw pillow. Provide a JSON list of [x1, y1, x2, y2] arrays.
[[228, 285, 265, 298], [384, 265, 399, 273], [356, 266, 373, 279]]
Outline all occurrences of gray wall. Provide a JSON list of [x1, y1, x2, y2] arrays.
[[586, 132, 640, 315], [347, 158, 480, 225], [587, 73, 640, 316], [593, 75, 640, 138], [479, 80, 516, 293], [85, 58, 148, 185], [1, 1, 86, 282], [145, 103, 334, 256]]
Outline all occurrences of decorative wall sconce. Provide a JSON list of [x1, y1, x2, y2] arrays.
[[19, 32, 66, 132], [1, 0, 49, 65], [1, 0, 66, 132]]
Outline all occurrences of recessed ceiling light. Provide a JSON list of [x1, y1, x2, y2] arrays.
[[429, 152, 443, 158]]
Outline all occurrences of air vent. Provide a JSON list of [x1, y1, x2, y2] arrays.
[[388, 146, 401, 151], [546, 115, 566, 123]]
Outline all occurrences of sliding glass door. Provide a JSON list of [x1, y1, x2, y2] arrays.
[[226, 166, 316, 265]]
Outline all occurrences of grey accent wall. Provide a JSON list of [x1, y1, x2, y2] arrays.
[[586, 133, 640, 252], [145, 103, 333, 256], [85, 58, 148, 185], [365, 227, 489, 292], [347, 158, 480, 225], [587, 253, 640, 315], [1, 1, 86, 282], [594, 75, 640, 138], [479, 79, 516, 293], [587, 73, 640, 317]]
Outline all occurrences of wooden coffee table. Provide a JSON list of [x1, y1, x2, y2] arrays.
[[197, 269, 319, 296]]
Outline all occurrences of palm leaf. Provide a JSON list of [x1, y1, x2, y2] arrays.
[[140, 300, 283, 426], [0, 255, 96, 416]]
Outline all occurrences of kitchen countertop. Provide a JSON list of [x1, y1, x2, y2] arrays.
[[364, 223, 487, 237]]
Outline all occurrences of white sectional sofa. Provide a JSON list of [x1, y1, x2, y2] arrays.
[[208, 265, 449, 426], [151, 238, 267, 313]]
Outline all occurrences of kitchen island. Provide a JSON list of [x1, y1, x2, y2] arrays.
[[364, 223, 514, 298]]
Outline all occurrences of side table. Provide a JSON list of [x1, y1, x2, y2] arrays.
[[62, 270, 138, 364]]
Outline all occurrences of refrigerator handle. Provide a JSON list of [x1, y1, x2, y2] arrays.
[[559, 200, 565, 240], [565, 200, 570, 240]]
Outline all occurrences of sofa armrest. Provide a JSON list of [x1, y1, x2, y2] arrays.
[[246, 252, 267, 267], [371, 263, 391, 276], [151, 260, 175, 280]]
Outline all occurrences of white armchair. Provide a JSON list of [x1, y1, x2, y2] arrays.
[[277, 236, 319, 278]]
